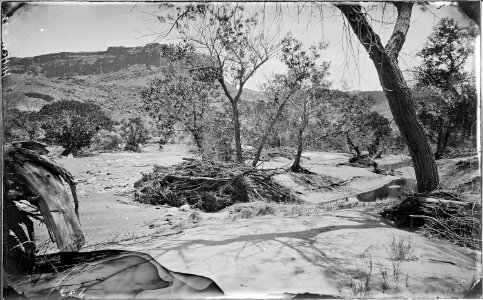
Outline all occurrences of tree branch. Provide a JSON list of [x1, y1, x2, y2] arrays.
[[385, 2, 413, 59], [334, 4, 385, 64]]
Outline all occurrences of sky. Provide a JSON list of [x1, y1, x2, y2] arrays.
[[2, 2, 476, 91]]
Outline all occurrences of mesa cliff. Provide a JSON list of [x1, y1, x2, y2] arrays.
[[9, 43, 176, 78]]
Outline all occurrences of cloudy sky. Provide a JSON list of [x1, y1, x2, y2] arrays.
[[3, 2, 475, 91]]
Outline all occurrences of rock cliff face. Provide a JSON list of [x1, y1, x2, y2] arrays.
[[10, 43, 175, 78]]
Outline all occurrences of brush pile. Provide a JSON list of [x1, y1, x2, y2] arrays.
[[134, 159, 301, 212], [380, 191, 481, 250]]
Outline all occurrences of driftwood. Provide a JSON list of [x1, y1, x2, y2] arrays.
[[416, 197, 471, 206], [381, 195, 481, 250], [8, 145, 80, 218], [135, 160, 300, 212], [13, 162, 84, 252], [4, 142, 85, 256]]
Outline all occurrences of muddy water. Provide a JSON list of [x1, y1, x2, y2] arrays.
[[352, 158, 416, 202], [356, 177, 417, 202], [377, 158, 413, 171]]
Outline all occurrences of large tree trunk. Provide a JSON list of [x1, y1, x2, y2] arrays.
[[192, 131, 204, 151], [291, 129, 304, 172], [192, 131, 206, 160], [252, 100, 288, 167], [336, 3, 439, 193], [367, 136, 380, 157], [219, 77, 244, 164], [443, 129, 451, 149], [346, 133, 361, 157], [457, 2, 480, 26], [291, 117, 308, 173], [231, 102, 243, 163], [436, 126, 445, 152]]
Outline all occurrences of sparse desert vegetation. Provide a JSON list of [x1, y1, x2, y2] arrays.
[[3, 2, 480, 299]]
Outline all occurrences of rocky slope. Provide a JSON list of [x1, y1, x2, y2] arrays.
[[4, 44, 186, 119], [5, 43, 388, 121], [4, 43, 263, 120]]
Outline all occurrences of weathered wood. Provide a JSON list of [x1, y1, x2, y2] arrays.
[[164, 175, 229, 182], [416, 197, 471, 206], [9, 147, 80, 218], [13, 162, 84, 252]]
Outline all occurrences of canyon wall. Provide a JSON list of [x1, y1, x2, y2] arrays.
[[9, 43, 175, 77]]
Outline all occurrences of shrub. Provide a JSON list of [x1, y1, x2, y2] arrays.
[[3, 109, 43, 142], [119, 117, 150, 152], [38, 100, 112, 156], [91, 130, 123, 152]]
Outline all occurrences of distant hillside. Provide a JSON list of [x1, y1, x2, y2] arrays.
[[3, 43, 263, 120], [4, 43, 388, 122], [348, 90, 392, 119]]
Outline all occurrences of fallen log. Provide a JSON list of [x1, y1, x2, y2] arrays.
[[164, 175, 230, 182], [416, 197, 471, 206]]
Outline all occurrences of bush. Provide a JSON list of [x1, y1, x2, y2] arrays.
[[119, 117, 150, 152], [227, 202, 276, 220], [3, 109, 42, 142], [38, 100, 112, 156], [91, 130, 123, 152]]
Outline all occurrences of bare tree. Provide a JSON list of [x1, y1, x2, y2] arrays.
[[169, 4, 281, 163], [252, 37, 328, 167], [334, 3, 439, 193], [290, 86, 330, 172]]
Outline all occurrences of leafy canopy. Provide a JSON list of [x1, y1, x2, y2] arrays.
[[39, 100, 112, 155]]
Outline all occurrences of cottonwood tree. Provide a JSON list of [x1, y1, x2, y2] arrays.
[[166, 4, 281, 162], [414, 18, 478, 157], [251, 36, 329, 167], [288, 70, 331, 172], [309, 91, 374, 155], [334, 3, 439, 193], [347, 112, 392, 158], [142, 68, 219, 157]]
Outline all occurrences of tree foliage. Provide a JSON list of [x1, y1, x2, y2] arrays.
[[416, 18, 477, 90], [4, 109, 42, 142], [168, 3, 281, 162], [350, 112, 392, 157], [38, 101, 112, 156], [414, 18, 478, 156], [142, 68, 219, 156], [251, 36, 329, 166], [287, 64, 331, 172]]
